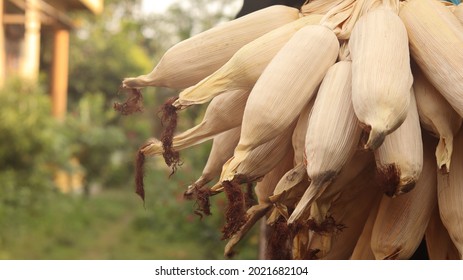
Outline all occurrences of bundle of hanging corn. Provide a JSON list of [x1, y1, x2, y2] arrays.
[[116, 0, 463, 260]]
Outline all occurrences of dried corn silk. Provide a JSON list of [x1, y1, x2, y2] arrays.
[[224, 151, 294, 257], [141, 89, 248, 158], [184, 128, 241, 217], [308, 165, 381, 260]]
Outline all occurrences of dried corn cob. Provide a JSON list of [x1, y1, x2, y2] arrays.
[[213, 122, 296, 193], [374, 89, 423, 197], [141, 89, 248, 157], [288, 60, 362, 224], [215, 123, 295, 240], [123, 6, 300, 90], [350, 197, 381, 260], [370, 133, 437, 260], [400, 0, 463, 118], [350, 5, 412, 150], [184, 127, 240, 217], [221, 24, 339, 183], [290, 151, 374, 260], [437, 127, 463, 258], [172, 14, 324, 109], [309, 165, 381, 260], [413, 63, 462, 172], [425, 203, 460, 260], [455, 4, 463, 23], [224, 151, 294, 257]]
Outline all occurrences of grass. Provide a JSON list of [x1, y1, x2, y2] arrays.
[[0, 165, 260, 260]]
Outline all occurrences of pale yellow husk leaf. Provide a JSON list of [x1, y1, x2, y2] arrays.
[[212, 122, 296, 192], [185, 127, 240, 195], [350, 198, 381, 260], [221, 24, 339, 183], [141, 89, 248, 156], [370, 134, 437, 260], [288, 60, 362, 224], [173, 14, 324, 109], [374, 89, 423, 197], [350, 6, 412, 150], [425, 203, 461, 260], [400, 0, 463, 118], [437, 127, 463, 258], [224, 152, 294, 256], [123, 5, 300, 89], [413, 63, 462, 172]]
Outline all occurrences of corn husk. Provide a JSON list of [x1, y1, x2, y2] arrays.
[[172, 14, 324, 109], [374, 90, 423, 197], [184, 127, 240, 196], [370, 133, 437, 260], [292, 99, 315, 166], [123, 6, 300, 89], [425, 203, 461, 260], [224, 151, 294, 257], [141, 89, 249, 157], [413, 63, 462, 172], [288, 60, 362, 224], [350, 197, 381, 260], [350, 5, 412, 150], [437, 127, 463, 258], [212, 122, 296, 192], [308, 164, 381, 260], [221, 24, 339, 183], [455, 4, 463, 23], [400, 0, 463, 118], [290, 151, 374, 260]]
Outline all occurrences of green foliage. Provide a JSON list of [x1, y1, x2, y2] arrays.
[[0, 80, 63, 207], [0, 0, 260, 260]]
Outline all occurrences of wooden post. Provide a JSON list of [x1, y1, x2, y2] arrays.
[[21, 0, 41, 82], [51, 27, 69, 120], [0, 0, 5, 88]]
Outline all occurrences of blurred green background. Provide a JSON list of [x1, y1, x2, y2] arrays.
[[0, 0, 260, 260]]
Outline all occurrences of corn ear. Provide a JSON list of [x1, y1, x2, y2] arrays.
[[455, 4, 463, 24], [400, 0, 463, 118], [292, 99, 315, 166], [370, 134, 437, 260], [123, 5, 300, 89], [185, 127, 240, 196], [437, 127, 463, 258], [224, 151, 294, 257], [425, 203, 461, 260], [141, 89, 248, 157], [350, 198, 381, 260], [221, 25, 339, 183], [288, 60, 362, 224], [413, 64, 462, 172], [212, 122, 296, 193], [308, 164, 380, 259], [172, 14, 324, 109], [350, 6, 412, 150], [374, 90, 423, 197]]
